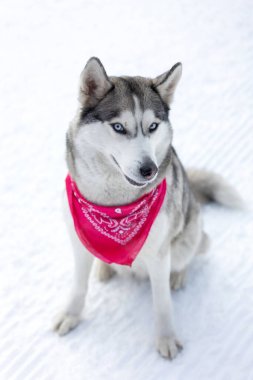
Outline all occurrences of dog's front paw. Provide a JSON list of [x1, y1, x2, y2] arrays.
[[53, 312, 80, 336], [156, 336, 183, 359]]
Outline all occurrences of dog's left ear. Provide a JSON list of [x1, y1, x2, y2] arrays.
[[153, 63, 182, 105], [79, 57, 113, 107]]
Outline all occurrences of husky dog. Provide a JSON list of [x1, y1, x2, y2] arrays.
[[53, 57, 241, 359]]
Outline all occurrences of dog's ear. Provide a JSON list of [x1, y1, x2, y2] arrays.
[[79, 57, 113, 107], [153, 63, 182, 105]]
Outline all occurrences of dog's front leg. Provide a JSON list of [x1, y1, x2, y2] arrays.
[[145, 246, 182, 359], [53, 204, 94, 336]]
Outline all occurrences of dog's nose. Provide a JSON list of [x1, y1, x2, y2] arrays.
[[139, 161, 158, 180]]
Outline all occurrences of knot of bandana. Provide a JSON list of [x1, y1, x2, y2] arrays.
[[66, 175, 167, 266]]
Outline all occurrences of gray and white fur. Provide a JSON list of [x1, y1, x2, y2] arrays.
[[53, 57, 242, 359]]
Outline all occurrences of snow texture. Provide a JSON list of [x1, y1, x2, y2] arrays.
[[0, 0, 253, 379]]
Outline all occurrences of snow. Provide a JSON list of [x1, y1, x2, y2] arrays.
[[0, 0, 253, 379]]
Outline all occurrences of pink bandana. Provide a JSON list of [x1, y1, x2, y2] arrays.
[[66, 175, 167, 266]]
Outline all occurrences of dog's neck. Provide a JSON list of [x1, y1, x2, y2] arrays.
[[67, 142, 172, 206]]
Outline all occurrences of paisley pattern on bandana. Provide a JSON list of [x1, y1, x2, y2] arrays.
[[66, 175, 167, 266]]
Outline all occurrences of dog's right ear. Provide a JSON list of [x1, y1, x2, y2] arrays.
[[153, 63, 182, 105], [79, 57, 113, 107]]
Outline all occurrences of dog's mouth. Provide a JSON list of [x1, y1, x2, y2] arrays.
[[112, 156, 153, 188], [124, 175, 148, 187]]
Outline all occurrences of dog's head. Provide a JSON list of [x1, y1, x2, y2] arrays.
[[69, 57, 182, 187]]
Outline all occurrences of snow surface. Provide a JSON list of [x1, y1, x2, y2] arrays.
[[1, 0, 253, 379]]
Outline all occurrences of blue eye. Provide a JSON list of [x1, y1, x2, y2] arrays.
[[111, 123, 126, 134], [149, 122, 159, 133]]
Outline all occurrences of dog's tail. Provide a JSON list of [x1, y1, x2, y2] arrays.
[[187, 168, 244, 209]]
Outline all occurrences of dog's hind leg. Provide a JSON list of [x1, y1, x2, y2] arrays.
[[170, 214, 207, 291], [170, 269, 187, 290], [196, 231, 210, 255], [170, 231, 207, 290], [96, 261, 116, 282]]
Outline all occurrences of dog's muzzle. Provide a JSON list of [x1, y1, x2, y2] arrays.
[[112, 155, 158, 187], [139, 160, 158, 181]]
